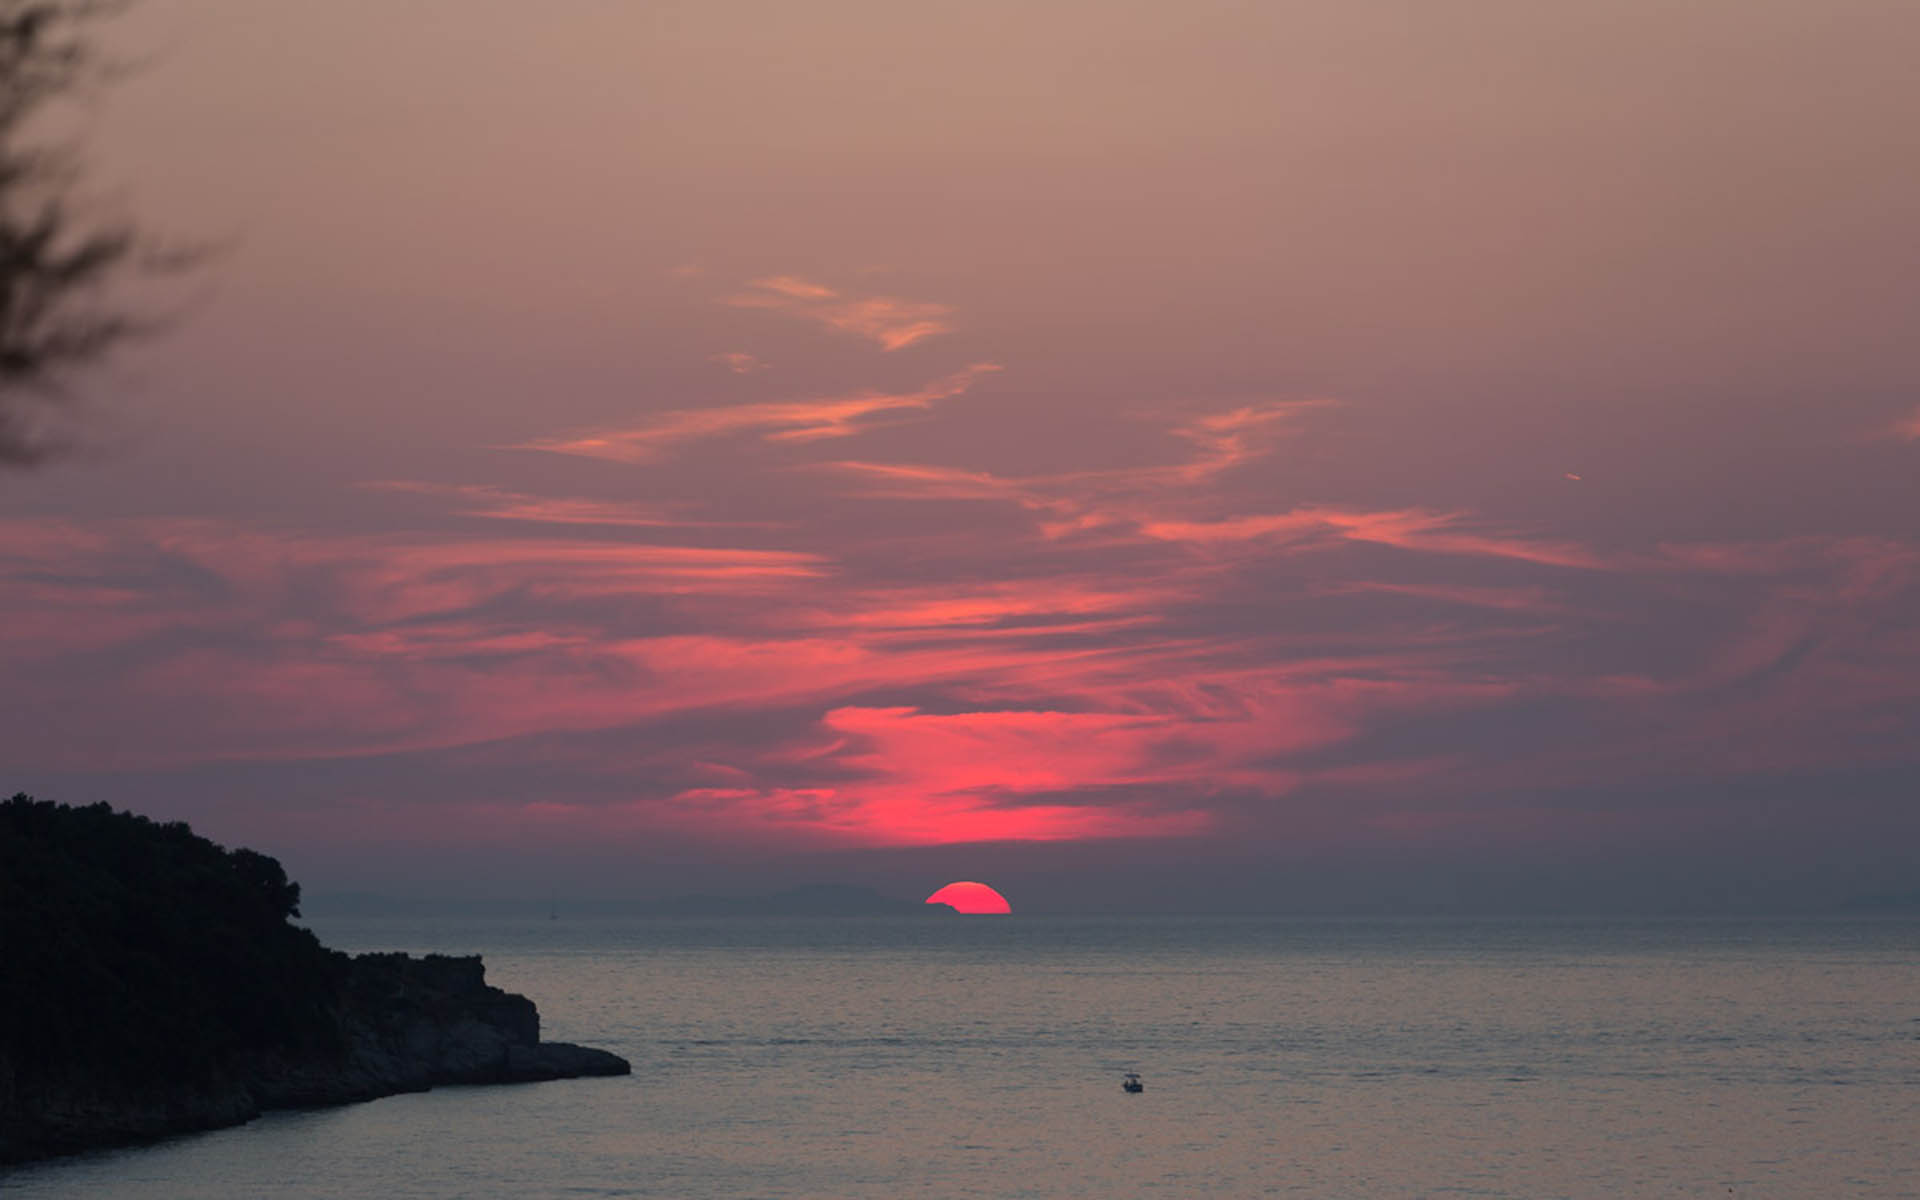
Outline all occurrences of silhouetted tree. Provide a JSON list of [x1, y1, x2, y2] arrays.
[[0, 1, 151, 466], [0, 794, 346, 1088]]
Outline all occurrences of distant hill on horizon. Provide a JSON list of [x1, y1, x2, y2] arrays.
[[303, 883, 952, 919], [645, 883, 953, 916], [1838, 888, 1920, 913], [299, 885, 1920, 920]]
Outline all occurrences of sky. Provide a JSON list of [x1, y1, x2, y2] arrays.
[[4, 0, 1918, 912]]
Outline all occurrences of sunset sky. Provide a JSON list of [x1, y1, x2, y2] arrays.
[[5, 0, 1918, 911]]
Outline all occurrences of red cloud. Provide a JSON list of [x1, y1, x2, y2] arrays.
[[3, 496, 1917, 850], [5, 286, 1919, 862]]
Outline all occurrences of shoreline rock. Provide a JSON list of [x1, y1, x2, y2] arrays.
[[2, 952, 629, 1166], [1, 797, 632, 1168]]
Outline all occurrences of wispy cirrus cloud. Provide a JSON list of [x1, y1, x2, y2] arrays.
[[711, 351, 769, 374], [1317, 580, 1561, 613], [823, 399, 1334, 541], [820, 398, 1607, 573], [1168, 401, 1337, 483], [816, 398, 1596, 570], [363, 482, 714, 528], [519, 364, 999, 463], [1192, 507, 1608, 570], [725, 275, 955, 350]]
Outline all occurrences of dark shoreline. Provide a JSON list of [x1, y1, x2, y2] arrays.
[[1, 797, 630, 1166], [3, 951, 629, 1167]]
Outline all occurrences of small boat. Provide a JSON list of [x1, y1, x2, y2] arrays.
[[1122, 1072, 1144, 1093]]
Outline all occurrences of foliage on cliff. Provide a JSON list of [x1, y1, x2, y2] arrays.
[[0, 795, 348, 1087]]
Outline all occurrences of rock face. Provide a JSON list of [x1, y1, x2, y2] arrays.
[[260, 952, 630, 1102], [2, 952, 629, 1165], [0, 798, 630, 1167]]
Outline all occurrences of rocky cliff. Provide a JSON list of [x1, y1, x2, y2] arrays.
[[261, 951, 629, 1100], [3, 950, 629, 1165], [0, 797, 629, 1166]]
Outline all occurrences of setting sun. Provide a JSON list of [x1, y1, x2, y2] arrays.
[[925, 881, 1012, 915]]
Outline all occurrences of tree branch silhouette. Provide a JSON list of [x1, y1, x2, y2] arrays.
[[0, 1, 153, 467]]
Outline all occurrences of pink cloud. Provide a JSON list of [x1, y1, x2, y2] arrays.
[[1131, 505, 1614, 570], [1315, 509, 1611, 569], [1138, 511, 1328, 545], [520, 364, 1000, 463], [1318, 580, 1561, 612], [701, 705, 1221, 844], [725, 275, 955, 350], [6, 266, 1919, 862], [747, 276, 838, 302], [363, 482, 705, 528], [830, 436, 1608, 572], [1168, 400, 1336, 483], [5, 494, 1918, 850], [820, 398, 1338, 548]]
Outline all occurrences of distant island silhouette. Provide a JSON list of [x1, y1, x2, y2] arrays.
[[0, 795, 629, 1165], [1839, 889, 1920, 913], [636, 883, 958, 916], [304, 882, 960, 918]]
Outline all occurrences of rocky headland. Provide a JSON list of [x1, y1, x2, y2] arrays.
[[0, 796, 629, 1166]]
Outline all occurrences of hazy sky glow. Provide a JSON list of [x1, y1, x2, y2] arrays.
[[5, 0, 1918, 910]]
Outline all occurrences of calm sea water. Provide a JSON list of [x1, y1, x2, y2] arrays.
[[5, 916, 1917, 1198]]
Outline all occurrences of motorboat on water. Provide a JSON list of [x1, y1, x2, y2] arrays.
[[1122, 1072, 1144, 1093]]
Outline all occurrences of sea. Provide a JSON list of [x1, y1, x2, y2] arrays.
[[4, 915, 1917, 1199]]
